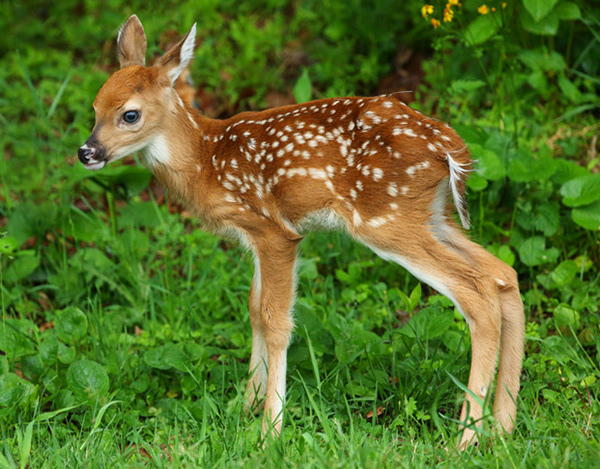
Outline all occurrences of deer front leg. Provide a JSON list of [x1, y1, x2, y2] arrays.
[[244, 266, 268, 413], [249, 233, 298, 440]]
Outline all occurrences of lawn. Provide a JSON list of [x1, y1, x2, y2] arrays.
[[1, 1, 599, 467]]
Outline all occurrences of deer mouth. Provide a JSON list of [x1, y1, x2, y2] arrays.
[[83, 159, 107, 170]]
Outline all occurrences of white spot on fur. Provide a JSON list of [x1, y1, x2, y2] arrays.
[[367, 217, 387, 228], [387, 182, 398, 197], [308, 168, 327, 179]]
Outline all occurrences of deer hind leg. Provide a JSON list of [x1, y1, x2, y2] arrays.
[[435, 222, 525, 435], [359, 227, 502, 448], [247, 231, 298, 440]]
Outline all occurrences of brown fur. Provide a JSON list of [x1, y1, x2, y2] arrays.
[[80, 16, 525, 448]]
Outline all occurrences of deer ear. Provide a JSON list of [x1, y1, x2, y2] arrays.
[[117, 15, 147, 68], [155, 23, 196, 86]]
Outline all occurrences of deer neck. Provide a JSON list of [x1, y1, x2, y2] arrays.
[[142, 97, 224, 208]]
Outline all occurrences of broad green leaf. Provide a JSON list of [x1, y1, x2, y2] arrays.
[[574, 255, 593, 273], [518, 236, 559, 266], [328, 315, 384, 364], [571, 200, 600, 230], [523, 0, 559, 22], [520, 9, 559, 35], [466, 172, 488, 191], [298, 257, 319, 281], [527, 70, 549, 93], [294, 69, 312, 104], [551, 261, 578, 287], [118, 230, 150, 260], [452, 124, 487, 146], [450, 79, 486, 92], [64, 208, 106, 243], [67, 359, 109, 403], [560, 174, 600, 207], [488, 244, 516, 267], [555, 2, 581, 20], [0, 373, 34, 407], [399, 308, 454, 340], [294, 301, 334, 355], [518, 48, 565, 71], [324, 22, 345, 41], [57, 342, 76, 365], [144, 343, 190, 371], [0, 319, 36, 359], [38, 334, 59, 365], [464, 15, 500, 46], [552, 158, 589, 185], [558, 74, 581, 103], [77, 248, 113, 270], [409, 284, 422, 313], [475, 148, 506, 181], [3, 255, 40, 283], [6, 202, 57, 245], [508, 149, 557, 182], [497, 245, 516, 267], [55, 307, 88, 344], [534, 203, 560, 236], [117, 201, 161, 228], [554, 305, 580, 331], [0, 236, 19, 255]]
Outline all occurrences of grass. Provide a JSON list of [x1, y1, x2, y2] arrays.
[[1, 1, 600, 468]]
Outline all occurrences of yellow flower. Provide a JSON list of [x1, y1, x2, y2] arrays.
[[444, 7, 454, 22], [431, 18, 441, 28], [502, 2, 507, 8], [449, 0, 460, 5], [421, 4, 434, 18], [478, 5, 489, 14]]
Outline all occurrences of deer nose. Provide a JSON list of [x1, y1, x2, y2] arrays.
[[78, 145, 96, 164]]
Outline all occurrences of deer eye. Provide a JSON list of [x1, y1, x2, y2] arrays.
[[123, 110, 140, 124]]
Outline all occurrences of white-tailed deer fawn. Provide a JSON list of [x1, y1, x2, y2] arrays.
[[78, 15, 524, 448]]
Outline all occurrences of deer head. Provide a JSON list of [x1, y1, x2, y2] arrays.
[[77, 15, 196, 170]]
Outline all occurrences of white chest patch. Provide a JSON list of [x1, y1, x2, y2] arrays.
[[143, 135, 171, 167]]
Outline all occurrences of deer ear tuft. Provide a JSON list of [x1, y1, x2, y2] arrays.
[[155, 23, 197, 86]]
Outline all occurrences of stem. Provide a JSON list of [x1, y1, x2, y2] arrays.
[[106, 191, 117, 237]]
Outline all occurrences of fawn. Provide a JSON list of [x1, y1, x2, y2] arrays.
[[78, 15, 524, 448]]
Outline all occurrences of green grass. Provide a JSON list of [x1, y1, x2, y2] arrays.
[[1, 1, 600, 467]]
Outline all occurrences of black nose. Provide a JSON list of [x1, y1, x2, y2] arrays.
[[78, 146, 96, 164]]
